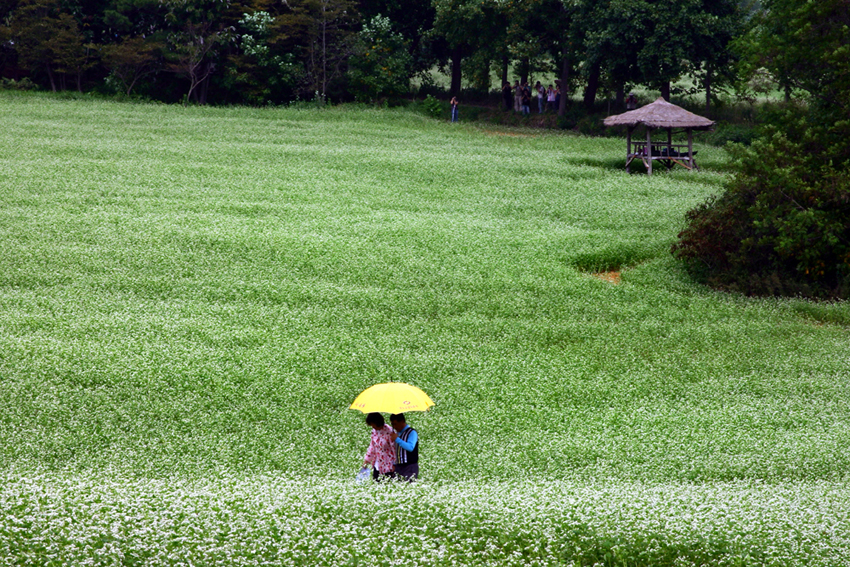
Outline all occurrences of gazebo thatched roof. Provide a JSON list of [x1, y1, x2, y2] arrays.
[[603, 97, 715, 130]]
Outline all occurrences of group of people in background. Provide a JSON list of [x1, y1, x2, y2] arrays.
[[503, 80, 561, 115]]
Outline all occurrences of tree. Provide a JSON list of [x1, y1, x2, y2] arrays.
[[167, 20, 229, 104], [163, 0, 234, 104], [573, 0, 741, 109], [101, 0, 168, 41], [431, 0, 496, 96], [101, 35, 161, 95], [2, 0, 92, 90], [50, 13, 97, 90], [347, 14, 411, 101], [357, 0, 435, 77], [681, 0, 742, 113], [673, 0, 850, 299], [274, 0, 358, 101], [223, 9, 300, 105]]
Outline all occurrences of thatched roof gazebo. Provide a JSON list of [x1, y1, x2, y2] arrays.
[[604, 97, 715, 175]]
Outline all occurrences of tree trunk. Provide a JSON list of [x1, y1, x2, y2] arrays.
[[660, 81, 670, 101], [321, 8, 328, 98], [46, 66, 56, 92], [450, 46, 462, 97], [478, 59, 490, 92], [616, 85, 625, 109], [188, 79, 198, 104], [198, 71, 209, 105], [519, 57, 528, 85], [583, 61, 600, 110], [501, 57, 508, 87], [557, 55, 569, 117]]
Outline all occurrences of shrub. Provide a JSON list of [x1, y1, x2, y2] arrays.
[[422, 94, 442, 119], [576, 115, 605, 137], [672, 132, 850, 299], [699, 123, 758, 146], [0, 77, 36, 90], [674, 0, 850, 300], [556, 103, 585, 130]]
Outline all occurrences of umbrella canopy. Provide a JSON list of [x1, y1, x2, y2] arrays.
[[603, 97, 715, 130], [349, 383, 435, 414]]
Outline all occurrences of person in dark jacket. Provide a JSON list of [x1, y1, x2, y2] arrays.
[[389, 413, 419, 481], [502, 82, 513, 111]]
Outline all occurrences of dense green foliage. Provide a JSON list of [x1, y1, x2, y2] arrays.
[[346, 15, 412, 102], [0, 0, 744, 107], [2, 93, 849, 565], [672, 135, 850, 298], [673, 0, 850, 299]]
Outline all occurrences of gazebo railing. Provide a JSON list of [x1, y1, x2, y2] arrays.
[[629, 142, 693, 159], [627, 141, 698, 173]]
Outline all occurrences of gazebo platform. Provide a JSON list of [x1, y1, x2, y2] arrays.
[[604, 98, 715, 175]]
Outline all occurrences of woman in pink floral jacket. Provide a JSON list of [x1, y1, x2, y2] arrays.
[[363, 412, 396, 481]]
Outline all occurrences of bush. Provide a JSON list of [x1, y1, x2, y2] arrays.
[[672, 132, 850, 299], [422, 94, 442, 119], [699, 123, 758, 146], [576, 115, 606, 136], [556, 103, 585, 130], [674, 0, 850, 300], [0, 77, 37, 91]]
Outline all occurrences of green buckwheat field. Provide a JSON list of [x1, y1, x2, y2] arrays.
[[1, 92, 849, 566]]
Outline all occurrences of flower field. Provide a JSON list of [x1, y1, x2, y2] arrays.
[[2, 472, 849, 566], [1, 92, 849, 565]]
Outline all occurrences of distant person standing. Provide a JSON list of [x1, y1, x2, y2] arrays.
[[547, 84, 556, 112], [536, 81, 546, 114], [537, 83, 546, 114], [389, 413, 419, 481], [520, 83, 531, 116], [450, 96, 459, 123], [626, 92, 638, 110], [554, 82, 561, 112], [513, 80, 522, 112], [502, 82, 513, 111]]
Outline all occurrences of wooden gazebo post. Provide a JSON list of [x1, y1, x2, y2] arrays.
[[646, 126, 653, 175], [687, 128, 695, 171]]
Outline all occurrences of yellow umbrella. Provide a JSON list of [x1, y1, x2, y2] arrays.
[[349, 383, 435, 414]]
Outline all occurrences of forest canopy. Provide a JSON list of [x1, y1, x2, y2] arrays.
[[0, 0, 745, 108]]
